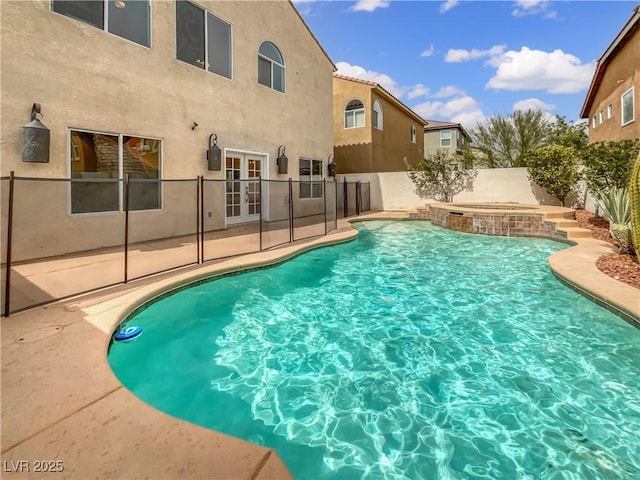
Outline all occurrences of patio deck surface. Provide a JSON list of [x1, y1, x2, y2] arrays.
[[1, 211, 638, 479]]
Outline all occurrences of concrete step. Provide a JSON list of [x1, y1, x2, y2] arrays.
[[553, 220, 580, 228], [559, 227, 593, 239]]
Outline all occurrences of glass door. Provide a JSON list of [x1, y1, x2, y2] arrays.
[[225, 153, 264, 225]]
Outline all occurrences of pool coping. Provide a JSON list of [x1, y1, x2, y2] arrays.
[[1, 211, 638, 479]]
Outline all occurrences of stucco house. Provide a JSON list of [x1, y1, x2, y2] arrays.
[[1, 0, 335, 261], [332, 74, 426, 174], [423, 120, 472, 156], [580, 5, 639, 143]]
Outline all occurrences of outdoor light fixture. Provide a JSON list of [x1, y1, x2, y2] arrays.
[[206, 133, 222, 171], [114, 0, 126, 8], [22, 103, 50, 163], [277, 145, 288, 174], [327, 153, 336, 177]]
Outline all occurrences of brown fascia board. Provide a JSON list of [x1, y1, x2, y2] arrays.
[[288, 1, 337, 72], [334, 74, 427, 126], [580, 6, 640, 118]]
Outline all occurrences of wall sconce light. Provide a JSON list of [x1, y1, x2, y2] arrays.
[[277, 145, 288, 174], [327, 153, 336, 177], [191, 121, 199, 130], [114, 0, 126, 8], [22, 103, 50, 163], [207, 133, 222, 171]]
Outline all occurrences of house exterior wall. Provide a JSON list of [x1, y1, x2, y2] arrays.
[[332, 77, 373, 173], [424, 128, 470, 157], [1, 0, 334, 261], [333, 77, 423, 174], [586, 26, 639, 143], [370, 91, 423, 172]]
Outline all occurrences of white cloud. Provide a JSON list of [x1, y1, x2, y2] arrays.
[[485, 47, 596, 94], [513, 98, 557, 121], [412, 95, 485, 130], [512, 0, 557, 18], [407, 84, 431, 100], [513, 98, 556, 113], [420, 44, 436, 57], [434, 86, 466, 98], [440, 0, 459, 13], [335, 61, 404, 97], [444, 45, 506, 63], [350, 0, 390, 12]]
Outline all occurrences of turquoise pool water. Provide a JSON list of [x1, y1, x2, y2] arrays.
[[109, 221, 640, 479]]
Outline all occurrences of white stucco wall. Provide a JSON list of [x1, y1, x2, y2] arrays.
[[338, 167, 596, 212]]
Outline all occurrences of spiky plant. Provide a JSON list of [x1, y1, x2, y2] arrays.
[[598, 187, 631, 254], [630, 152, 640, 262]]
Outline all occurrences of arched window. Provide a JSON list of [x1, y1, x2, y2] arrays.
[[344, 99, 365, 128], [258, 41, 285, 92], [373, 100, 383, 129]]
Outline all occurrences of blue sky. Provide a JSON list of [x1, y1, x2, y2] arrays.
[[294, 0, 637, 130]]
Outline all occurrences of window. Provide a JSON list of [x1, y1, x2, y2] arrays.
[[176, 0, 231, 79], [344, 100, 365, 128], [299, 158, 323, 199], [440, 129, 451, 147], [373, 100, 383, 129], [599, 110, 604, 124], [52, 0, 150, 47], [622, 87, 635, 126], [411, 125, 417, 143], [258, 41, 285, 93], [592, 116, 597, 128], [607, 104, 613, 119], [69, 129, 161, 214]]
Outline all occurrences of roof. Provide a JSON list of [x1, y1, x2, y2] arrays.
[[580, 5, 640, 118], [424, 120, 472, 141], [333, 74, 427, 126], [288, 1, 336, 72]]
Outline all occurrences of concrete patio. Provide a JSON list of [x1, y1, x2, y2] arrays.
[[1, 212, 638, 479]]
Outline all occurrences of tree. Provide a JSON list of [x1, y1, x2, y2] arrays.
[[472, 109, 551, 168], [405, 149, 477, 202], [525, 145, 581, 207], [582, 139, 640, 194], [548, 115, 588, 154]]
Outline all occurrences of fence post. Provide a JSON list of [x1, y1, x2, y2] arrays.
[[356, 181, 362, 216], [323, 179, 327, 236], [288, 178, 294, 243], [124, 174, 130, 283], [196, 176, 201, 263], [200, 176, 205, 262], [3, 171, 15, 317], [259, 178, 263, 252], [343, 181, 348, 218], [335, 179, 338, 230]]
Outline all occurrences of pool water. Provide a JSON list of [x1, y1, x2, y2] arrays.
[[109, 221, 640, 479]]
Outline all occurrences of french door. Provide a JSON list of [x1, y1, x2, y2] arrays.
[[225, 152, 264, 225]]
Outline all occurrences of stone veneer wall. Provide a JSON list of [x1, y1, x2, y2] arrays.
[[430, 206, 573, 241]]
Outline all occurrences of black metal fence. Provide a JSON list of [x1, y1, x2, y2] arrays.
[[1, 174, 369, 316]]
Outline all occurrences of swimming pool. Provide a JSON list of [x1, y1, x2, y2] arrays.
[[109, 221, 640, 479]]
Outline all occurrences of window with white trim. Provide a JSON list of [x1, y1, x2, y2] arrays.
[[373, 100, 383, 129], [69, 129, 161, 214], [52, 0, 150, 47], [592, 116, 596, 128], [176, 0, 231, 78], [607, 104, 613, 119], [622, 87, 635, 126], [599, 110, 604, 124], [299, 158, 323, 199], [411, 125, 417, 143], [440, 129, 451, 147], [344, 100, 365, 128], [258, 41, 285, 93]]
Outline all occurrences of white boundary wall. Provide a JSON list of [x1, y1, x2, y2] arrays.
[[338, 167, 598, 212]]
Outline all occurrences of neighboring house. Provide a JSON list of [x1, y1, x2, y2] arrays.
[[1, 0, 335, 261], [333, 74, 426, 174], [580, 5, 639, 143], [423, 120, 472, 157]]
